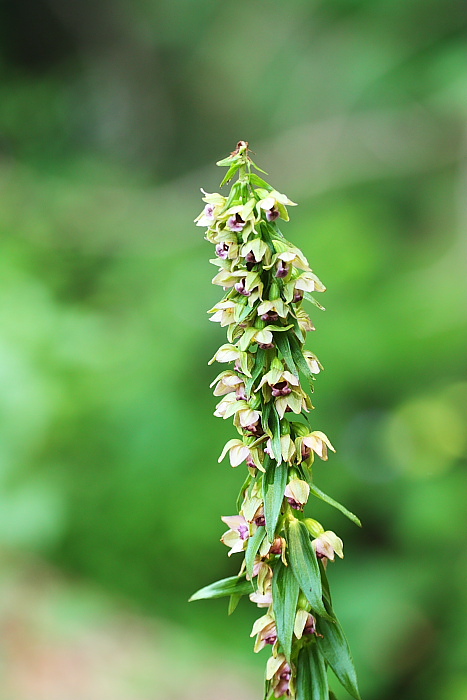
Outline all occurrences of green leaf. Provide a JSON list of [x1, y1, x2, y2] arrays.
[[250, 173, 273, 190], [189, 575, 253, 601], [263, 457, 287, 542], [296, 646, 312, 700], [304, 291, 326, 311], [319, 559, 333, 609], [317, 616, 361, 700], [308, 483, 362, 527], [286, 519, 333, 620], [329, 693, 338, 700], [270, 404, 282, 464], [261, 400, 272, 435], [246, 347, 266, 395], [272, 562, 299, 661], [236, 301, 256, 324], [216, 154, 240, 166], [296, 644, 329, 700], [309, 644, 329, 700], [228, 594, 241, 615], [288, 334, 315, 385], [249, 158, 268, 175], [274, 331, 298, 376], [290, 315, 305, 344], [220, 162, 241, 186], [223, 181, 242, 210], [246, 526, 266, 579]]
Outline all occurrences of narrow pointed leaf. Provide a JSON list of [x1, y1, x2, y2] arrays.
[[319, 559, 333, 609], [296, 646, 312, 700], [246, 526, 266, 579], [250, 173, 273, 190], [309, 483, 362, 527], [297, 643, 329, 700], [189, 575, 253, 601], [228, 594, 241, 615], [269, 404, 282, 464], [317, 616, 361, 700], [263, 458, 287, 542], [249, 158, 268, 174], [274, 331, 298, 376], [272, 562, 299, 661], [304, 291, 326, 310], [261, 400, 272, 435], [309, 644, 329, 700], [286, 519, 333, 620], [220, 162, 241, 186], [246, 347, 266, 395], [288, 333, 315, 384]]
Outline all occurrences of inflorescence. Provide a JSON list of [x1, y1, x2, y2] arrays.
[[190, 142, 361, 700]]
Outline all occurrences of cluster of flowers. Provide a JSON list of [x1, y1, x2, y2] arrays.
[[192, 143, 360, 700]]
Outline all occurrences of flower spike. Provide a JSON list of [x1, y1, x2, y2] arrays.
[[190, 143, 362, 700]]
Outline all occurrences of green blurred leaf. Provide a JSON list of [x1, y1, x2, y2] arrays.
[[220, 162, 241, 186], [228, 593, 241, 615], [189, 575, 253, 601], [250, 173, 273, 190], [272, 561, 299, 661]]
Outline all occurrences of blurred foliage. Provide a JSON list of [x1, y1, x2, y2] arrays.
[[0, 0, 466, 698]]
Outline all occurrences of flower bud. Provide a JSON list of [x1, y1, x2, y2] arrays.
[[303, 518, 325, 538]]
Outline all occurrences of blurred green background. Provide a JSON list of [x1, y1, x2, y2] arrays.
[[0, 0, 466, 697]]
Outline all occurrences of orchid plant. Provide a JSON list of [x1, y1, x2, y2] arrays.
[[190, 141, 361, 700]]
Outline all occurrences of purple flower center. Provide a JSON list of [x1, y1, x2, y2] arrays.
[[269, 539, 283, 555], [204, 204, 215, 220], [245, 422, 263, 437], [266, 207, 280, 221], [293, 290, 304, 303], [238, 524, 249, 540], [234, 279, 251, 296], [261, 310, 279, 322], [244, 251, 257, 263], [304, 616, 317, 635], [258, 342, 275, 349], [236, 385, 247, 401], [271, 381, 292, 397], [228, 213, 246, 232], [276, 260, 290, 278], [255, 514, 266, 527], [245, 454, 256, 469], [215, 242, 230, 259], [302, 445, 312, 460], [286, 498, 303, 511]]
